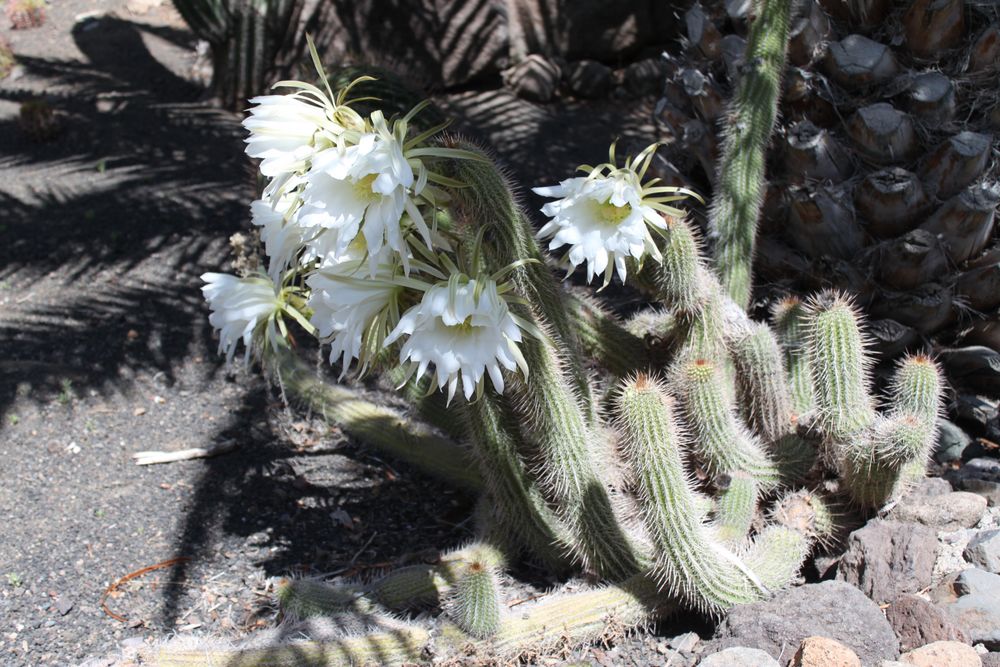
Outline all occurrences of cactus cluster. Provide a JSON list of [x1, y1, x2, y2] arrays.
[[172, 5, 946, 665]]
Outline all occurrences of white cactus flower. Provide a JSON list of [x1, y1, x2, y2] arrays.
[[533, 171, 666, 285], [298, 113, 430, 274], [201, 272, 283, 363], [243, 93, 335, 179], [384, 279, 528, 403], [306, 244, 399, 376], [250, 192, 314, 283]]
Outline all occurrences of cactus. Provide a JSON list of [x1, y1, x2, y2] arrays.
[[183, 3, 946, 662], [709, 0, 794, 309], [171, 0, 305, 109]]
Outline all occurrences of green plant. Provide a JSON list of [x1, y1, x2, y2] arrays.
[[171, 0, 305, 109], [6, 413, 19, 425], [5, 572, 22, 587], [161, 8, 944, 664], [56, 378, 73, 405]]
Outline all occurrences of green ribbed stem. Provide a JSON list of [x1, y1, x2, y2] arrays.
[[657, 216, 707, 315], [452, 562, 503, 638], [731, 322, 794, 443], [463, 394, 572, 568], [711, 0, 794, 308], [714, 473, 759, 546], [772, 297, 816, 416], [443, 140, 596, 423], [617, 377, 804, 613], [805, 293, 875, 442], [514, 335, 644, 579], [672, 356, 780, 489]]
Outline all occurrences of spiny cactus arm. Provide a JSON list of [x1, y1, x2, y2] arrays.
[[730, 321, 795, 444], [512, 333, 645, 579], [671, 356, 781, 489], [617, 375, 805, 613], [268, 347, 481, 492], [805, 292, 877, 442], [569, 292, 649, 376], [153, 577, 667, 667], [657, 215, 709, 316], [713, 473, 759, 546], [710, 0, 793, 308], [276, 543, 506, 618], [148, 624, 431, 667], [442, 138, 596, 423], [463, 393, 574, 568], [841, 356, 942, 508], [450, 560, 503, 639], [887, 354, 944, 426], [742, 525, 809, 591], [772, 296, 816, 415]]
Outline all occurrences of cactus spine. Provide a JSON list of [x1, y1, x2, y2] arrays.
[[710, 0, 794, 308]]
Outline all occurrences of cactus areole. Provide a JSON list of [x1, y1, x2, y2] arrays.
[[191, 30, 944, 665]]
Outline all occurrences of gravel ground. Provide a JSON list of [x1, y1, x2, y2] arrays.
[[0, 4, 689, 665]]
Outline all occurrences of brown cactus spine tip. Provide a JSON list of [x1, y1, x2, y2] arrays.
[[904, 0, 965, 58], [854, 168, 929, 238]]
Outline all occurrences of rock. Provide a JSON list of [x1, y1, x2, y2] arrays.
[[948, 459, 1000, 507], [699, 647, 781, 666], [886, 594, 970, 651], [624, 57, 670, 96], [837, 520, 937, 603], [564, 60, 612, 99], [55, 597, 73, 616], [982, 653, 1000, 667], [669, 631, 700, 652], [936, 419, 975, 463], [502, 55, 561, 102], [948, 595, 1000, 649], [708, 581, 899, 665], [893, 492, 988, 530], [900, 640, 983, 666], [954, 568, 1000, 596], [965, 530, 1000, 572], [791, 636, 861, 666]]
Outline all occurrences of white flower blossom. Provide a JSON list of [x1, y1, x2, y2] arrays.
[[298, 114, 429, 274], [250, 192, 315, 282], [306, 244, 399, 376], [533, 171, 666, 285], [384, 280, 528, 403], [243, 93, 334, 180], [201, 272, 283, 363]]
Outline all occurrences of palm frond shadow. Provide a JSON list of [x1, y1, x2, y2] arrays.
[[155, 381, 473, 631], [0, 16, 252, 282]]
